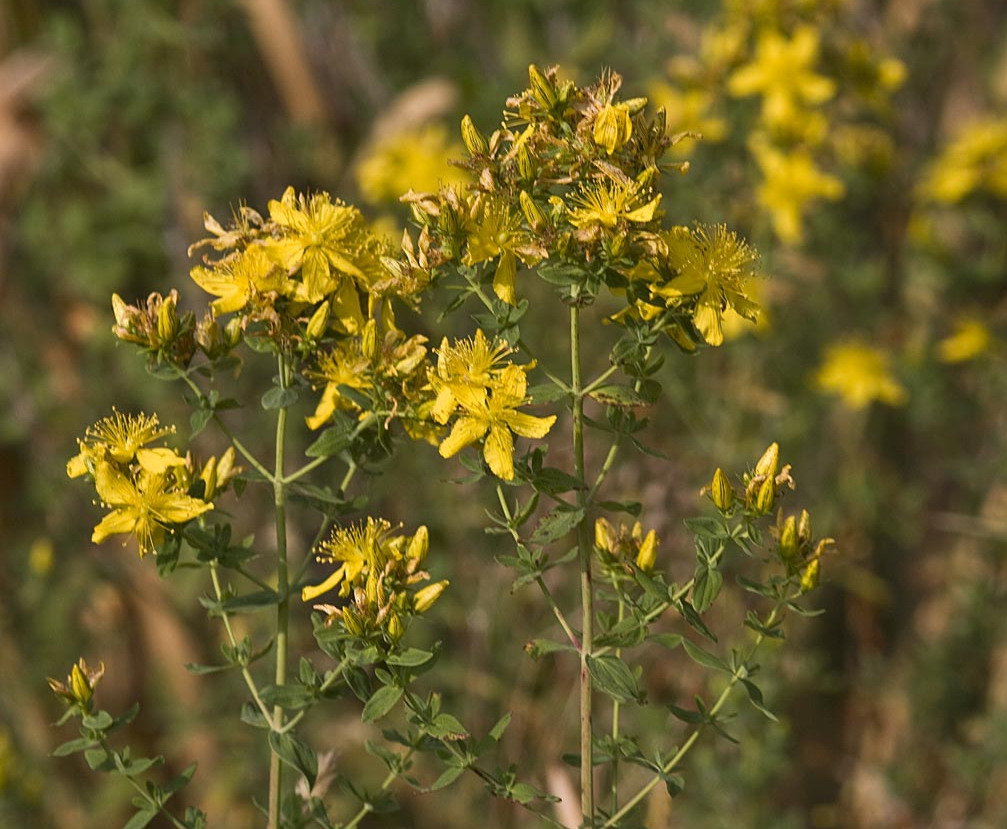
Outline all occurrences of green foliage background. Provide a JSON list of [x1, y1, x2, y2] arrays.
[[2, 1, 1006, 827]]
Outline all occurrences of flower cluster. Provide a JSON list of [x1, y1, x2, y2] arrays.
[[48, 659, 105, 713], [404, 65, 758, 351], [706, 443, 832, 593], [67, 411, 231, 556], [916, 118, 1007, 205], [428, 331, 556, 480], [302, 519, 447, 643], [593, 517, 660, 573]]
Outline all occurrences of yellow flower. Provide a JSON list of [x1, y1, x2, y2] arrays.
[[48, 659, 105, 710], [267, 187, 388, 326], [937, 318, 992, 364], [650, 225, 760, 346], [567, 178, 661, 231], [91, 462, 213, 556], [356, 124, 468, 204], [463, 196, 545, 305], [647, 82, 726, 154], [305, 340, 374, 429], [429, 330, 515, 424], [68, 410, 177, 478], [438, 364, 556, 481], [751, 139, 844, 244], [593, 102, 634, 155], [301, 517, 394, 602], [814, 340, 907, 409], [190, 245, 288, 316], [728, 26, 836, 131], [917, 118, 1007, 204]]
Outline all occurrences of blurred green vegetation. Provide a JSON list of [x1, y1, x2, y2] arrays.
[[2, 1, 1007, 827]]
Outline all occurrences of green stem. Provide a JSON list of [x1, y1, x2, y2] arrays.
[[98, 739, 190, 829], [610, 583, 625, 815], [209, 563, 277, 730], [571, 305, 595, 826], [581, 363, 620, 397], [600, 598, 788, 829], [276, 658, 350, 735], [341, 749, 414, 829], [268, 353, 292, 829]]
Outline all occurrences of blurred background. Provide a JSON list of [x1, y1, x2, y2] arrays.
[[2, 1, 1006, 827]]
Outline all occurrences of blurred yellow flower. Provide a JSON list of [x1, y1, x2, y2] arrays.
[[356, 125, 468, 204], [728, 25, 835, 131], [937, 318, 992, 364], [917, 118, 1007, 204], [751, 139, 844, 244], [190, 245, 287, 316], [814, 340, 907, 409], [647, 82, 727, 154]]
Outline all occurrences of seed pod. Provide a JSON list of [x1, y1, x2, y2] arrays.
[[461, 114, 489, 155], [710, 467, 734, 511], [635, 529, 659, 572]]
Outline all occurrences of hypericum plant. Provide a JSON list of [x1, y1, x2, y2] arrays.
[[54, 65, 834, 829]]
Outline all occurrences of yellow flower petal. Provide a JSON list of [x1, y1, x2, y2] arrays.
[[483, 424, 515, 480], [438, 416, 488, 458], [136, 448, 186, 474]]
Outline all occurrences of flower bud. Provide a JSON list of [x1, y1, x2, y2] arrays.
[[755, 475, 775, 514], [387, 612, 404, 641], [517, 144, 535, 180], [593, 103, 633, 155], [70, 663, 94, 707], [199, 455, 218, 500], [594, 517, 616, 553], [156, 292, 178, 344], [623, 96, 648, 115], [635, 529, 659, 572], [407, 525, 429, 564], [461, 114, 489, 155], [224, 317, 243, 348], [519, 190, 547, 231], [196, 312, 223, 356], [797, 509, 812, 548], [361, 318, 378, 360], [754, 442, 780, 479], [342, 607, 364, 636], [306, 301, 330, 340], [710, 467, 734, 511], [799, 558, 820, 594], [779, 514, 798, 562], [528, 64, 556, 107], [414, 579, 449, 613]]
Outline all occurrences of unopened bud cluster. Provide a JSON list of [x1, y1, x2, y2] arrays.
[[594, 517, 660, 573], [48, 658, 105, 713]]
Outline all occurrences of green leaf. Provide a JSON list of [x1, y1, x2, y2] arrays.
[[597, 499, 642, 517], [258, 683, 315, 711], [649, 633, 683, 650], [362, 685, 403, 723], [82, 711, 114, 731], [684, 516, 727, 539], [681, 639, 730, 674], [121, 809, 157, 829], [531, 467, 584, 496], [489, 712, 512, 742], [52, 736, 97, 757], [531, 506, 585, 546], [425, 713, 469, 741], [218, 589, 280, 613], [587, 385, 649, 408], [586, 654, 643, 704], [527, 383, 569, 405], [269, 732, 318, 788], [594, 617, 646, 649], [305, 418, 355, 458], [84, 747, 116, 771], [163, 762, 198, 796], [427, 764, 466, 791], [190, 408, 213, 438], [184, 662, 233, 675], [525, 638, 577, 659], [691, 566, 724, 613], [741, 678, 778, 722], [386, 648, 436, 668], [667, 703, 703, 724], [261, 386, 299, 410]]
